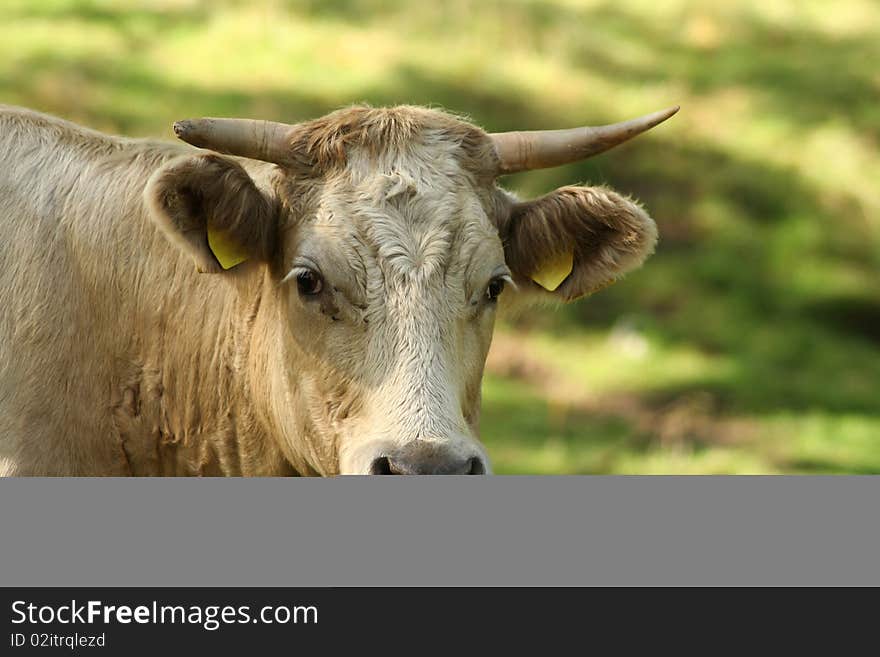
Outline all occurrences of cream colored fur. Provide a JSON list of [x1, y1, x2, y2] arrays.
[[0, 104, 657, 476]]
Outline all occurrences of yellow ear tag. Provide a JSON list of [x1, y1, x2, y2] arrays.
[[531, 251, 574, 291], [207, 226, 249, 270]]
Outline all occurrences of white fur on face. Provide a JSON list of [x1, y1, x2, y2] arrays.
[[279, 137, 504, 474]]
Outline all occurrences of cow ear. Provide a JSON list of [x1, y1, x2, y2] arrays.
[[144, 153, 277, 273], [500, 185, 658, 303]]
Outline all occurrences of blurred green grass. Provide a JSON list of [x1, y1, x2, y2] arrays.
[[2, 0, 878, 473]]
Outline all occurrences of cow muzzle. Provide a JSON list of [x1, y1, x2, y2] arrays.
[[346, 440, 490, 475]]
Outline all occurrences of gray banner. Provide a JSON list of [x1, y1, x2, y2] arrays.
[[1, 477, 877, 586]]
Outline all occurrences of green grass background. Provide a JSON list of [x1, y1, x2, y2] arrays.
[[2, 0, 878, 473]]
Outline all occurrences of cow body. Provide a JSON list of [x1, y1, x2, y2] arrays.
[[0, 107, 296, 475], [0, 104, 667, 476]]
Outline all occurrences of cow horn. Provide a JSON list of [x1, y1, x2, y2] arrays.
[[490, 105, 679, 175], [172, 118, 294, 165]]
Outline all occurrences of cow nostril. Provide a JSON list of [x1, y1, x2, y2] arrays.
[[467, 457, 486, 475], [369, 456, 394, 475]]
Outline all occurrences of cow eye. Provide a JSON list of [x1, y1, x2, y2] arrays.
[[296, 269, 323, 296], [486, 277, 506, 302]]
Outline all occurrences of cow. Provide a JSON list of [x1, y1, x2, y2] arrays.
[[0, 103, 676, 476]]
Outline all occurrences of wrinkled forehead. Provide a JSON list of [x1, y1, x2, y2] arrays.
[[288, 135, 504, 279]]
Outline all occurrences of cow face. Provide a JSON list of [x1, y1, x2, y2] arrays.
[[146, 105, 673, 475]]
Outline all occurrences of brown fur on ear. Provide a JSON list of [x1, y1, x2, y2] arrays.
[[501, 185, 658, 302], [145, 153, 277, 273]]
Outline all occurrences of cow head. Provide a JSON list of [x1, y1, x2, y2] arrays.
[[145, 105, 676, 475]]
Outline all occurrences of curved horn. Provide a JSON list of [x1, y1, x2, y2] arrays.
[[491, 105, 679, 175], [172, 118, 294, 164]]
